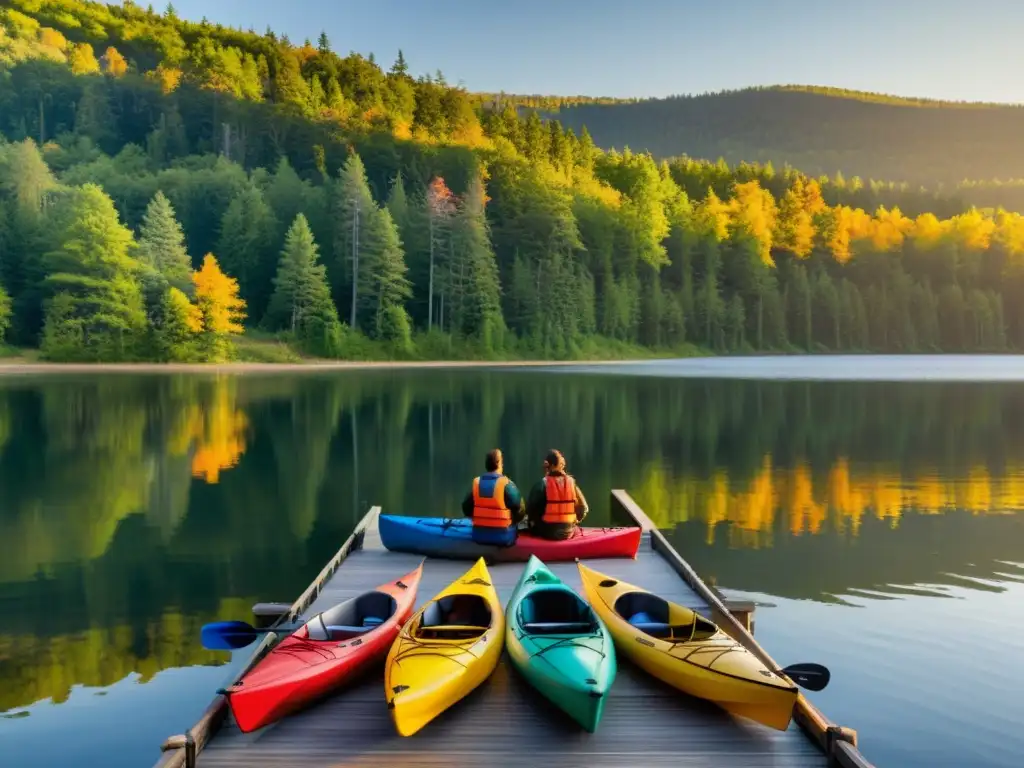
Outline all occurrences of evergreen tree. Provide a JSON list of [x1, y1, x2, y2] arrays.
[[263, 214, 342, 356], [215, 183, 278, 320], [363, 207, 412, 344], [151, 286, 202, 361], [41, 184, 146, 361], [450, 175, 504, 348], [0, 282, 11, 344], [333, 150, 379, 328], [136, 191, 193, 294]]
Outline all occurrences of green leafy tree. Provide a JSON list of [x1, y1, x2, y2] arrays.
[[41, 184, 146, 361]]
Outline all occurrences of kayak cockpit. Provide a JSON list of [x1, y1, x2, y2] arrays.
[[519, 587, 598, 635], [417, 594, 492, 640], [614, 591, 717, 642], [306, 590, 397, 641]]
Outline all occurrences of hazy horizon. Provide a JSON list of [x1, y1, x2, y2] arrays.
[[158, 0, 1024, 104]]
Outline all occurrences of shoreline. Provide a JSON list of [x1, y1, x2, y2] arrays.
[[0, 358, 663, 375]]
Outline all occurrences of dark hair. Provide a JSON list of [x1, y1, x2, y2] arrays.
[[485, 449, 503, 472], [544, 449, 566, 472]]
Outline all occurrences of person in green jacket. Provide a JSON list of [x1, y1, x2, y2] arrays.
[[525, 449, 589, 541]]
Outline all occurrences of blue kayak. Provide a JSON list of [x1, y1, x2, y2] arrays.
[[377, 515, 642, 563]]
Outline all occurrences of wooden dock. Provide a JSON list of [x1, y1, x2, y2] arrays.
[[154, 491, 875, 768]]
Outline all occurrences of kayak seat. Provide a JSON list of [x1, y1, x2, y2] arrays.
[[629, 621, 673, 638], [307, 591, 398, 641], [420, 595, 492, 638], [523, 621, 594, 635], [518, 587, 595, 632], [325, 624, 374, 640]]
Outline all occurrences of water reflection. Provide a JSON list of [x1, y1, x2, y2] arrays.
[[0, 370, 1023, 737]]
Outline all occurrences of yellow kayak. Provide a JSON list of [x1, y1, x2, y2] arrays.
[[384, 557, 504, 736], [578, 563, 798, 731]]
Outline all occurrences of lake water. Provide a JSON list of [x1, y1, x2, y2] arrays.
[[2, 357, 1023, 767]]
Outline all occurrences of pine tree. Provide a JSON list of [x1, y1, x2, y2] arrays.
[[363, 207, 412, 344], [216, 183, 278, 320], [334, 151, 379, 329], [264, 214, 342, 356], [137, 191, 193, 293], [450, 176, 504, 348], [152, 286, 202, 361]]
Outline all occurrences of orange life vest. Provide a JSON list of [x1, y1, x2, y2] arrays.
[[472, 474, 512, 528], [542, 474, 578, 525]]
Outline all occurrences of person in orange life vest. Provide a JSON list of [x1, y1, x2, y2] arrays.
[[525, 449, 589, 541], [461, 448, 526, 546]]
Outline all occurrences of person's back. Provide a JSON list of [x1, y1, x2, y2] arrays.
[[461, 449, 525, 546], [526, 449, 589, 541]]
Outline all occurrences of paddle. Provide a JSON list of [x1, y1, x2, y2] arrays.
[[780, 662, 830, 692], [200, 620, 299, 650]]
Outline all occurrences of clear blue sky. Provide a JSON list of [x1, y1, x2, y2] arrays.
[[165, 0, 1024, 103]]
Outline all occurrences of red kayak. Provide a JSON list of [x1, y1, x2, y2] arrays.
[[378, 515, 642, 562], [224, 563, 424, 732]]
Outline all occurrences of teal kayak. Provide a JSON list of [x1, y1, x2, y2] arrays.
[[505, 555, 617, 732]]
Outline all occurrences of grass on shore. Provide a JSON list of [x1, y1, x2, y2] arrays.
[[0, 331, 708, 367]]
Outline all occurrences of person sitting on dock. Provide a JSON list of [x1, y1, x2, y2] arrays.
[[525, 449, 589, 540], [461, 448, 526, 546]]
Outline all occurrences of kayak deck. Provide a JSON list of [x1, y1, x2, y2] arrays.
[[188, 513, 830, 768]]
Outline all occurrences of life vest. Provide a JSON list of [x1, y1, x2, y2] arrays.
[[542, 474, 577, 525], [472, 474, 512, 528]]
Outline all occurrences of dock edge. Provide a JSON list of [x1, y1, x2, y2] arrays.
[[611, 489, 876, 768], [153, 507, 381, 768]]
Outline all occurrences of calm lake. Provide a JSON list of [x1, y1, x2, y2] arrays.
[[2, 357, 1023, 767]]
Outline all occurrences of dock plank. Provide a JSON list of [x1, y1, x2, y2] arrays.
[[197, 520, 826, 768]]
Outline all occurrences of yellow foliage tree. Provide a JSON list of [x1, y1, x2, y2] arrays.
[[695, 187, 731, 241], [193, 254, 246, 360], [68, 42, 100, 75], [38, 26, 67, 52], [869, 206, 914, 251], [728, 180, 777, 264], [911, 212, 949, 251], [994, 210, 1024, 257], [774, 178, 816, 258], [950, 208, 996, 251], [100, 46, 128, 77]]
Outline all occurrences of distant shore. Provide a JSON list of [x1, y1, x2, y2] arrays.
[[0, 358, 656, 375]]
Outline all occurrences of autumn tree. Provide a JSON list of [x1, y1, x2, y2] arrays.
[[192, 254, 246, 361], [100, 46, 128, 77]]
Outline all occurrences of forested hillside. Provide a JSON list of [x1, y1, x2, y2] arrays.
[[545, 86, 1024, 189], [2, 1, 1024, 363]]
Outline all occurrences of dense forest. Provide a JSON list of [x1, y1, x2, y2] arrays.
[[2, 2, 1024, 362], [546, 86, 1024, 190]]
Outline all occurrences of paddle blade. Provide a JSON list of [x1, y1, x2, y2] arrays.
[[201, 621, 259, 650], [781, 662, 831, 692]]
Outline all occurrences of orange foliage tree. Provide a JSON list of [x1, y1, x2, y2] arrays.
[[192, 254, 246, 360]]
